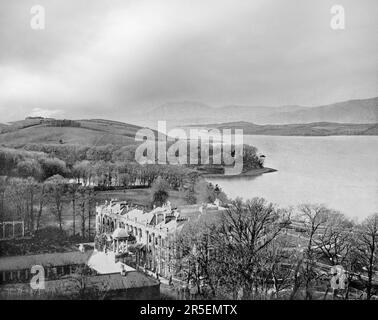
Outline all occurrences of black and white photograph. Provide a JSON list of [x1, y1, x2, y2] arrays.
[[0, 0, 377, 308]]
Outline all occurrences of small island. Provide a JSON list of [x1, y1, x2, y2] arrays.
[[193, 144, 276, 178]]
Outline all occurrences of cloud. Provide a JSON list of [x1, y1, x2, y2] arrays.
[[29, 107, 63, 118], [0, 0, 377, 122]]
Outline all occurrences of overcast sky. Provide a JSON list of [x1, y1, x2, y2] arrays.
[[0, 0, 377, 122]]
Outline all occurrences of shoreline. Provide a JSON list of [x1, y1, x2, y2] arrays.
[[202, 167, 277, 178]]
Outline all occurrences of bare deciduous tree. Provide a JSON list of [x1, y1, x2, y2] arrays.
[[355, 213, 378, 300], [45, 175, 68, 231], [214, 198, 290, 299], [297, 204, 329, 300]]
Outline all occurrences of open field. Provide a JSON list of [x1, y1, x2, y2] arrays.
[[94, 188, 189, 208], [0, 126, 137, 146], [0, 118, 152, 147]]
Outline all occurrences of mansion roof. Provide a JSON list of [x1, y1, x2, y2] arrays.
[[97, 199, 227, 235]]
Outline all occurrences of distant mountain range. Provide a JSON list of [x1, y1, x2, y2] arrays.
[[130, 97, 378, 127], [0, 98, 377, 145], [183, 122, 378, 136]]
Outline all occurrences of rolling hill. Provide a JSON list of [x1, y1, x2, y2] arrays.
[[0, 118, 154, 147], [264, 98, 378, 124], [1, 96, 376, 146], [132, 97, 378, 127]]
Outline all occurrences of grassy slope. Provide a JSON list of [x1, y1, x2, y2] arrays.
[[0, 119, 148, 146], [0, 126, 136, 146]]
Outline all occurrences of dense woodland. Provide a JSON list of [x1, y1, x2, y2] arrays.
[[0, 141, 258, 237], [175, 199, 378, 300], [0, 145, 189, 238]]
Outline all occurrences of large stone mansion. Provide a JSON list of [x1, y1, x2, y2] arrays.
[[95, 199, 226, 279]]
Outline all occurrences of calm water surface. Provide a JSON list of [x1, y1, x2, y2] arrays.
[[209, 135, 378, 220]]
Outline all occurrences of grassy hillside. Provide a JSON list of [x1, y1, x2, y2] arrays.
[[0, 118, 152, 147], [184, 122, 378, 136]]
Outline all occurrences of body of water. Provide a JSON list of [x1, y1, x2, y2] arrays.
[[209, 135, 378, 220]]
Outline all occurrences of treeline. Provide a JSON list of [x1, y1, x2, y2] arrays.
[[44, 119, 81, 127], [21, 142, 263, 172], [23, 144, 137, 166], [0, 147, 68, 180], [0, 146, 196, 190], [0, 142, 260, 190], [0, 175, 94, 238], [72, 161, 194, 190], [175, 199, 378, 300]]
